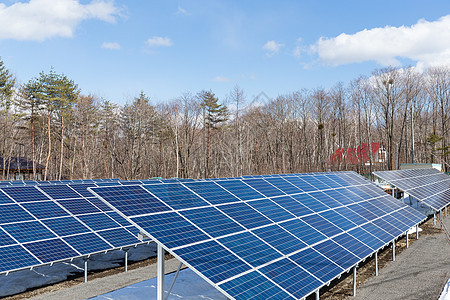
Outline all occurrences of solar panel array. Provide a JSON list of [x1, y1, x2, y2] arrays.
[[373, 168, 450, 211], [92, 171, 426, 300], [0, 183, 144, 274]]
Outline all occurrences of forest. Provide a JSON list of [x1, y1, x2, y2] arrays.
[[0, 58, 449, 180]]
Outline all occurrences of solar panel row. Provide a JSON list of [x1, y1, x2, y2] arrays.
[[92, 172, 426, 300], [0, 183, 143, 274], [373, 168, 450, 211]]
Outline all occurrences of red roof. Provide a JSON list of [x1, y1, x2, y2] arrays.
[[330, 143, 383, 165]]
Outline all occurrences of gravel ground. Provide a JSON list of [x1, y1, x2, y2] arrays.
[[351, 213, 450, 300]]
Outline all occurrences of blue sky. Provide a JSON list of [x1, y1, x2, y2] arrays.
[[1, 0, 450, 105]]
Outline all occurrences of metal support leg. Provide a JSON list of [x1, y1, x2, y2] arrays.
[[434, 213, 436, 226], [353, 266, 357, 297], [406, 232, 409, 248], [440, 210, 443, 227], [166, 263, 183, 300], [157, 244, 165, 300], [124, 249, 129, 272], [375, 252, 378, 276], [315, 289, 319, 300], [416, 225, 419, 239], [392, 241, 395, 261], [84, 258, 88, 283]]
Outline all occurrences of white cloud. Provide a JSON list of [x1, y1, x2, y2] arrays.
[[146, 36, 173, 47], [0, 0, 121, 41], [101, 42, 121, 50], [312, 15, 450, 68], [263, 40, 284, 57], [212, 76, 232, 82]]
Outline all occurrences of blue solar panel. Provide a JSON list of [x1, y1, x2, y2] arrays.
[[143, 184, 208, 209], [215, 180, 264, 200], [253, 224, 307, 255], [291, 193, 329, 212], [0, 191, 13, 204], [290, 247, 343, 283], [2, 186, 49, 202], [0, 204, 34, 224], [270, 195, 314, 217], [57, 198, 101, 215], [0, 228, 16, 246], [2, 221, 56, 243], [65, 183, 96, 198], [183, 181, 240, 204], [174, 240, 251, 284], [246, 199, 295, 222], [179, 207, 245, 238], [217, 202, 272, 229], [38, 185, 81, 200], [21, 201, 69, 219], [24, 239, 78, 263], [97, 228, 139, 247], [219, 270, 294, 300], [218, 232, 281, 268], [332, 232, 373, 259], [313, 239, 360, 270], [91, 185, 171, 216], [63, 233, 111, 255], [283, 176, 317, 192], [259, 258, 322, 299], [263, 177, 303, 194], [280, 219, 327, 246], [0, 245, 41, 273], [42, 217, 90, 236], [133, 213, 209, 248], [77, 213, 120, 231]]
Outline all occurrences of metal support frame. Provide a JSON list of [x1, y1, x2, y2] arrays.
[[157, 244, 165, 300], [392, 240, 395, 261], [352, 266, 357, 297], [434, 213, 436, 226], [124, 249, 129, 272], [166, 262, 183, 300], [416, 225, 419, 239], [374, 252, 378, 276], [406, 231, 409, 248], [315, 289, 319, 300], [84, 258, 88, 283], [440, 210, 443, 227]]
